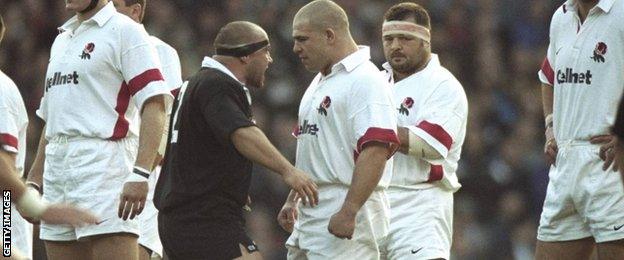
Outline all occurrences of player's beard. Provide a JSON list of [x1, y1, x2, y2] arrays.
[[389, 54, 418, 75]]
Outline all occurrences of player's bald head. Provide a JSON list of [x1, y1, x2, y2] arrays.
[[214, 21, 268, 49], [294, 0, 350, 33]]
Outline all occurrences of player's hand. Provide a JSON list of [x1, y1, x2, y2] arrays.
[[328, 207, 356, 239], [591, 134, 619, 171], [118, 181, 148, 220], [39, 204, 99, 227], [282, 167, 318, 207], [277, 201, 298, 233], [544, 126, 558, 165]]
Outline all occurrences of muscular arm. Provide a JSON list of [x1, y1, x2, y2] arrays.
[[135, 95, 167, 171], [542, 83, 553, 118], [26, 125, 47, 187], [231, 125, 318, 205], [0, 149, 25, 199], [340, 143, 389, 216]]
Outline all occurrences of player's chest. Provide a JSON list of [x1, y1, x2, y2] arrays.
[[299, 79, 351, 120], [48, 29, 118, 74], [393, 84, 431, 124]]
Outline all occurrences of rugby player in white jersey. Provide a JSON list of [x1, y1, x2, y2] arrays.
[[0, 14, 98, 260], [112, 0, 182, 259], [278, 1, 400, 259], [26, 0, 172, 259], [537, 0, 624, 259], [377, 3, 468, 260]]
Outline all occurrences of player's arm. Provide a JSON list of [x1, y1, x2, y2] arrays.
[[231, 126, 318, 206], [541, 82, 557, 165], [329, 143, 389, 239], [397, 126, 442, 159], [26, 125, 47, 191], [0, 149, 25, 199]]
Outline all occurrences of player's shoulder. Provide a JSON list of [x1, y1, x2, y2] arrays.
[[550, 3, 573, 27], [351, 61, 388, 85], [190, 68, 240, 95], [149, 36, 179, 56], [431, 65, 466, 100], [0, 71, 21, 104]]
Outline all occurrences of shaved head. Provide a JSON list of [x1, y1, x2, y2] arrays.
[[214, 21, 268, 49], [294, 0, 349, 33]]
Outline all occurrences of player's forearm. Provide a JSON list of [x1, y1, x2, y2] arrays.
[[397, 126, 409, 154], [341, 144, 388, 215], [0, 150, 25, 198], [136, 95, 167, 171], [541, 83, 554, 117], [26, 126, 47, 187], [231, 126, 295, 176]]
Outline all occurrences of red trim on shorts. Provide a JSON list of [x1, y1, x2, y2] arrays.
[[0, 133, 18, 150], [110, 81, 131, 140], [416, 121, 453, 150], [427, 164, 443, 182], [541, 58, 555, 85], [354, 127, 400, 162], [128, 69, 164, 96]]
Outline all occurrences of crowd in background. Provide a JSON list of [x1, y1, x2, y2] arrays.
[[0, 0, 560, 259]]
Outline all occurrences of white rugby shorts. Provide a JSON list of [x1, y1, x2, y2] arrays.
[[538, 141, 624, 243], [40, 136, 140, 241], [379, 185, 453, 260], [286, 185, 389, 260]]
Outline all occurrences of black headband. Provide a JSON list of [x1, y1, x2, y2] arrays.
[[80, 0, 100, 14], [215, 40, 269, 57]]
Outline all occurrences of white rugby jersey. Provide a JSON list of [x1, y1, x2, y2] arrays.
[[0, 70, 28, 177], [36, 2, 171, 140], [383, 54, 467, 191], [538, 0, 624, 142], [149, 34, 182, 91], [294, 47, 399, 188]]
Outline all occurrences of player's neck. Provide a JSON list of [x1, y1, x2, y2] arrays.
[[321, 39, 358, 76], [577, 0, 599, 23], [77, 2, 107, 23], [394, 53, 431, 83]]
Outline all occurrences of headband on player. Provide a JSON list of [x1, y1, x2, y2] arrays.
[[382, 21, 431, 43], [215, 40, 269, 57]]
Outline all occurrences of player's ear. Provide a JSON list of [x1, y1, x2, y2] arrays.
[[239, 55, 251, 64], [132, 4, 142, 20], [325, 28, 336, 44]]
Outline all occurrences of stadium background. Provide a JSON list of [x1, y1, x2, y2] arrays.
[[0, 0, 560, 259]]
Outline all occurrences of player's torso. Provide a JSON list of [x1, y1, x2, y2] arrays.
[[295, 73, 360, 186], [551, 3, 624, 141], [43, 18, 138, 138], [390, 69, 463, 190], [0, 72, 28, 177]]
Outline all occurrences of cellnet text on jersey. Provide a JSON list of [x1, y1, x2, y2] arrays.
[[557, 68, 592, 85], [45, 71, 80, 92]]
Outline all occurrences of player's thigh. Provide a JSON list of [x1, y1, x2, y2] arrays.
[[139, 245, 152, 260], [233, 244, 263, 260], [535, 238, 594, 260], [89, 232, 139, 260], [596, 239, 624, 260], [44, 239, 92, 260]]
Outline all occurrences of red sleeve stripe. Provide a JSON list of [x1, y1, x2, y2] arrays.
[[541, 58, 554, 85], [171, 87, 181, 98], [427, 164, 443, 182], [0, 133, 18, 150], [110, 81, 131, 140], [128, 69, 164, 96], [356, 127, 400, 159], [416, 121, 453, 150]]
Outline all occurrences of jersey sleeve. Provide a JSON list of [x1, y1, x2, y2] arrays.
[[159, 45, 183, 91], [119, 23, 172, 111], [198, 82, 255, 147], [538, 12, 557, 86], [406, 80, 467, 159], [349, 75, 399, 159], [0, 93, 19, 153]]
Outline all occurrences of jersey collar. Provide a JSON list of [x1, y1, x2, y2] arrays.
[[565, 0, 615, 13], [59, 1, 116, 32], [325, 46, 371, 77], [382, 53, 440, 81], [201, 56, 244, 85]]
